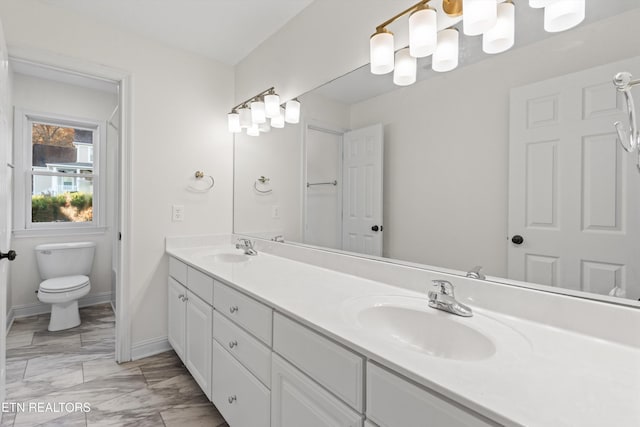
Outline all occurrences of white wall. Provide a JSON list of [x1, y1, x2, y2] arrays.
[[10, 73, 117, 310], [0, 0, 234, 349], [234, 0, 408, 104]]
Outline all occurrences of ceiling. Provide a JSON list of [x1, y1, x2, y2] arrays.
[[38, 0, 315, 65]]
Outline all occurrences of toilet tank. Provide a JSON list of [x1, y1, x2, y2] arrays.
[[35, 242, 96, 280]]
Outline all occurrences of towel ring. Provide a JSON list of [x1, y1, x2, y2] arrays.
[[188, 171, 215, 192], [254, 176, 272, 195]]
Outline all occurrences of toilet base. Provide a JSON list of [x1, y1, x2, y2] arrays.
[[48, 300, 81, 331]]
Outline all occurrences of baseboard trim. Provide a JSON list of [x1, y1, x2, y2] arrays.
[[131, 337, 171, 361], [10, 291, 113, 320], [6, 308, 15, 334]]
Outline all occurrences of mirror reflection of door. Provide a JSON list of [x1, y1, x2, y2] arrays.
[[303, 123, 384, 256], [509, 57, 640, 299]]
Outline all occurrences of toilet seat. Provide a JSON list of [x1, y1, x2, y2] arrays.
[[39, 275, 90, 293]]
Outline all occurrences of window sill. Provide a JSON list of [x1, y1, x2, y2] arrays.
[[12, 226, 109, 239]]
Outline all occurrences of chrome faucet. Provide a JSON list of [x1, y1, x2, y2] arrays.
[[428, 280, 473, 317], [466, 265, 485, 280], [271, 235, 285, 243], [235, 238, 257, 256]]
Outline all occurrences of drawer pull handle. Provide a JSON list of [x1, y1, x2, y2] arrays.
[[229, 305, 239, 314], [228, 395, 237, 404], [228, 340, 238, 349]]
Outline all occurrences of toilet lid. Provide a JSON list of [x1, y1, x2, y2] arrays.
[[40, 275, 90, 293]]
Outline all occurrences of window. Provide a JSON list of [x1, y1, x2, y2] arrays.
[[14, 110, 106, 234]]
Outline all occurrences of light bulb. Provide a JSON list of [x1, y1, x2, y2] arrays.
[[409, 6, 437, 58], [285, 99, 300, 124], [251, 100, 266, 124], [227, 111, 241, 133], [247, 123, 260, 137], [544, 0, 585, 33], [463, 0, 497, 36], [483, 1, 515, 54], [370, 30, 394, 75], [238, 106, 251, 128], [432, 29, 459, 73], [265, 93, 280, 118], [271, 107, 285, 128], [393, 48, 417, 86]]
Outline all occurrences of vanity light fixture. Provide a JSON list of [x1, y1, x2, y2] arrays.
[[228, 87, 301, 135], [369, 0, 585, 84]]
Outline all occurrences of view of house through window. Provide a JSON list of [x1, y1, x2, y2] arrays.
[[31, 122, 94, 223]]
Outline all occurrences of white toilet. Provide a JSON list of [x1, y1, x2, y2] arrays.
[[35, 242, 96, 331]]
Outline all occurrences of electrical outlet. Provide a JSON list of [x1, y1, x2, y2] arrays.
[[272, 205, 280, 219], [172, 205, 184, 222]]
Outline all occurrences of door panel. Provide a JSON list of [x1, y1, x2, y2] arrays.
[[342, 124, 384, 257]]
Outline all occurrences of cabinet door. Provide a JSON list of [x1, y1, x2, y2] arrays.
[[167, 277, 186, 361], [185, 291, 213, 399], [271, 354, 363, 427]]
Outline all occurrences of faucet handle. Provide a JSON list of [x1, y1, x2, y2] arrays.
[[431, 280, 455, 297]]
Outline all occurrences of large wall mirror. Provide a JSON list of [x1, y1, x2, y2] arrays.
[[234, 2, 640, 306]]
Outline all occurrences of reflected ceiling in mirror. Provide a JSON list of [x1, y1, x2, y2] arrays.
[[234, 3, 640, 307]]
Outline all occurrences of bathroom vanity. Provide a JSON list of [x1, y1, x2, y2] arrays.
[[165, 237, 640, 427]]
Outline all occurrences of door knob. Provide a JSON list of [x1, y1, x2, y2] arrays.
[[371, 225, 383, 232], [0, 250, 16, 261], [511, 235, 524, 245]]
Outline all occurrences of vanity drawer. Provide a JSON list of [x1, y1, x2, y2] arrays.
[[214, 281, 273, 345], [366, 362, 496, 427], [187, 266, 214, 305], [213, 310, 271, 387], [273, 313, 364, 412], [211, 340, 270, 427], [169, 257, 187, 285]]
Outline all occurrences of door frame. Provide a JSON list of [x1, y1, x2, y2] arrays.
[[8, 47, 133, 363]]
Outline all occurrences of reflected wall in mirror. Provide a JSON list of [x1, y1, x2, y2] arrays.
[[234, 3, 640, 304]]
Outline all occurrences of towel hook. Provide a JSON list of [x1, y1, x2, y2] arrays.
[[613, 72, 640, 171]]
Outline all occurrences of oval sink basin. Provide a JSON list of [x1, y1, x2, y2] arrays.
[[209, 253, 250, 263], [356, 304, 496, 361]]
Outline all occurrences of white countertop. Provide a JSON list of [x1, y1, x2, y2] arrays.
[[166, 244, 640, 427]]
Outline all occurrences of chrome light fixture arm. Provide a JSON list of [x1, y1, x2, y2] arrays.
[[613, 72, 640, 171]]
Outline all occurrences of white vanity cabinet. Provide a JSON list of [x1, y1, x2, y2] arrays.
[[168, 260, 213, 399]]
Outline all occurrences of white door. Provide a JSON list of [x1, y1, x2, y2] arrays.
[[0, 18, 12, 403], [167, 278, 186, 361], [509, 57, 640, 299], [342, 124, 384, 256]]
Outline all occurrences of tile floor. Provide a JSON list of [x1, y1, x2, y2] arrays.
[[2, 304, 228, 427]]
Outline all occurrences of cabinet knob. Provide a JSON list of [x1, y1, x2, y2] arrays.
[[228, 340, 238, 349], [229, 305, 239, 314], [228, 395, 237, 404], [178, 294, 185, 301]]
